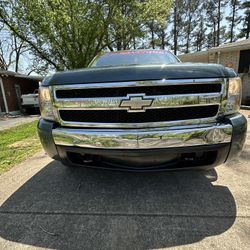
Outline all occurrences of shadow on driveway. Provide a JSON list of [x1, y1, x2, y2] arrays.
[[0, 161, 236, 249]]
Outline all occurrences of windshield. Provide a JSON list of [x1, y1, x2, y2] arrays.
[[89, 50, 179, 68]]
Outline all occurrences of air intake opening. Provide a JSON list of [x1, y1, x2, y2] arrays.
[[66, 150, 217, 170]]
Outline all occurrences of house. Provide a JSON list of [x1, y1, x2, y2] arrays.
[[0, 70, 43, 114], [178, 39, 250, 105]]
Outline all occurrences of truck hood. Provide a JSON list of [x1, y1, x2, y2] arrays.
[[42, 63, 237, 86]]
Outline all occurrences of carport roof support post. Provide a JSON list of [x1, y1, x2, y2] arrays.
[[0, 76, 9, 113]]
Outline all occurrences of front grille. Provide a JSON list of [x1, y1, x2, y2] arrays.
[[59, 105, 219, 124], [54, 79, 225, 128], [56, 84, 222, 98]]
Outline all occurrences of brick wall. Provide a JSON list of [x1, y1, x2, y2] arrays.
[[218, 51, 240, 72], [178, 52, 209, 63]]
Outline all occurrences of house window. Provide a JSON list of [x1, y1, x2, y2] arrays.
[[238, 49, 250, 73]]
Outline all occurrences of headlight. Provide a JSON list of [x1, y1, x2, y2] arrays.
[[225, 77, 242, 115], [39, 87, 56, 121]]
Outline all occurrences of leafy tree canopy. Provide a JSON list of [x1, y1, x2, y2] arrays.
[[0, 0, 172, 70]]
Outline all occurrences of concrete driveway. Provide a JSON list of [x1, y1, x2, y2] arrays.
[[0, 115, 39, 130], [0, 111, 249, 250]]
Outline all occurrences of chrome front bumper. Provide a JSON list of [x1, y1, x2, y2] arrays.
[[52, 124, 232, 149]]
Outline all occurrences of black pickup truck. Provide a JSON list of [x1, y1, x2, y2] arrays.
[[38, 50, 247, 171]]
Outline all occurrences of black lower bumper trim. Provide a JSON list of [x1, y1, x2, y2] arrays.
[[56, 144, 230, 171]]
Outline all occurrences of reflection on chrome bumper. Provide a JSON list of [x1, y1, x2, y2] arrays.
[[52, 124, 232, 149]]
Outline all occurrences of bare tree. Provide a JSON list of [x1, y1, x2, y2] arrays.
[[0, 29, 29, 72]]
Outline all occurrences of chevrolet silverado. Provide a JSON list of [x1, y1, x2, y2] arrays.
[[38, 50, 247, 171]]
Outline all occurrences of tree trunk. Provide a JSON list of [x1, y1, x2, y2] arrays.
[[116, 39, 122, 50], [173, 6, 177, 55], [213, 22, 216, 47], [150, 22, 155, 49], [186, 17, 191, 53], [15, 53, 19, 72], [230, 0, 236, 43], [151, 30, 155, 49], [161, 30, 165, 50], [217, 0, 221, 46], [14, 36, 23, 73], [185, 0, 193, 54], [133, 37, 136, 49], [246, 12, 250, 39]]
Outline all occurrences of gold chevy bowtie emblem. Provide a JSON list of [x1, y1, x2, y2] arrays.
[[120, 94, 154, 112]]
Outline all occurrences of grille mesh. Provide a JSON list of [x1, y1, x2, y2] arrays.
[[59, 105, 219, 124]]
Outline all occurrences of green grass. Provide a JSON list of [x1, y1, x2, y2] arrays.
[[0, 120, 42, 175]]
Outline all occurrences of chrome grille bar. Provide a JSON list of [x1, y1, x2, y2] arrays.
[[53, 78, 225, 90], [53, 93, 222, 110]]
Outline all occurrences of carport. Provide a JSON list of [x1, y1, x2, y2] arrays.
[[0, 70, 43, 114]]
